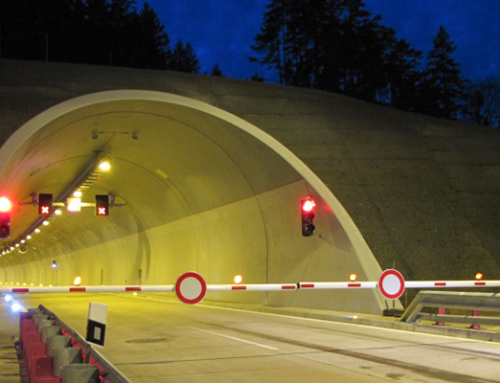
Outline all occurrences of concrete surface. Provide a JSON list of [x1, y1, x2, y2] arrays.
[[1, 59, 500, 315], [13, 292, 500, 383]]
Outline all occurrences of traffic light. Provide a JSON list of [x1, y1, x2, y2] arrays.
[[301, 198, 316, 237], [38, 193, 53, 215], [95, 195, 109, 216], [0, 196, 12, 239]]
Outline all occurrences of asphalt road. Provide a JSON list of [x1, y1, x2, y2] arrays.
[[12, 293, 500, 383]]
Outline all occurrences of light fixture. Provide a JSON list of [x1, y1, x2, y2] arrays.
[[73, 191, 83, 198], [234, 275, 243, 284], [51, 261, 58, 269], [98, 160, 111, 171], [42, 221, 49, 226]]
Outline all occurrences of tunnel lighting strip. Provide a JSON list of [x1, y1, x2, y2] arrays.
[[1, 280, 500, 295]]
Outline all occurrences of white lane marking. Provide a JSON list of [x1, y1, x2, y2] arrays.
[[195, 327, 279, 351]]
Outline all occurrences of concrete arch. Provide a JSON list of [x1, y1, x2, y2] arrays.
[[0, 90, 388, 313]]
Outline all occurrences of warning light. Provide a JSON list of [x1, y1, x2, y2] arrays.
[[95, 195, 109, 216], [349, 273, 358, 282], [38, 193, 53, 215], [301, 198, 316, 237], [234, 275, 243, 284], [475, 272, 484, 280], [73, 276, 82, 286], [0, 197, 12, 239]]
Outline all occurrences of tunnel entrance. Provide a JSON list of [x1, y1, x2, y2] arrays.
[[0, 90, 388, 314]]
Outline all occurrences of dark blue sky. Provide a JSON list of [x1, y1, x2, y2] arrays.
[[137, 0, 500, 82]]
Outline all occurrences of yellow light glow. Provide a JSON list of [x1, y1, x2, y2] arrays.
[[55, 209, 62, 215], [349, 273, 358, 282], [42, 221, 49, 226], [73, 191, 83, 198], [132, 292, 138, 297], [234, 275, 243, 284], [475, 272, 484, 280], [73, 276, 82, 286], [35, 228, 41, 233], [27, 235, 32, 240], [98, 161, 111, 171]]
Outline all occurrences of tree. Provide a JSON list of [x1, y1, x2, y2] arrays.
[[251, 73, 265, 82], [169, 40, 200, 73], [418, 26, 465, 119], [211, 63, 223, 76], [466, 77, 500, 128], [250, 0, 422, 105]]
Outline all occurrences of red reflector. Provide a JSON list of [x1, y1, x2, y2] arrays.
[[301, 283, 315, 288], [348, 283, 361, 287], [232, 286, 247, 290], [281, 285, 296, 290], [12, 288, 29, 293], [125, 287, 141, 291], [435, 282, 446, 286], [70, 287, 86, 292], [475, 282, 486, 286]]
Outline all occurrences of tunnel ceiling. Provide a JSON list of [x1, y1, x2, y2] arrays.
[[0, 94, 302, 264]]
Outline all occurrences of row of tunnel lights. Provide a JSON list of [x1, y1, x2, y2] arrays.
[[0, 160, 112, 257]]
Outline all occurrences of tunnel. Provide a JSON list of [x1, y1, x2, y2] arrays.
[[0, 89, 388, 314]]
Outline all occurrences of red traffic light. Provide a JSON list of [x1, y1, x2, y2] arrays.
[[301, 198, 316, 237], [0, 197, 13, 213], [301, 199, 316, 213]]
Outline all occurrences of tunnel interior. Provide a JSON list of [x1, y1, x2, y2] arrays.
[[0, 91, 387, 314]]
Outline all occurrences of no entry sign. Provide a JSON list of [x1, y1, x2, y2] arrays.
[[378, 269, 405, 300], [175, 272, 207, 305]]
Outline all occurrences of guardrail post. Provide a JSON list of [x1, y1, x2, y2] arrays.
[[470, 310, 481, 329], [435, 307, 446, 326]]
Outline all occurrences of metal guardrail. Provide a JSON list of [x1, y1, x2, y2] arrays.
[[38, 304, 132, 383], [400, 291, 500, 325]]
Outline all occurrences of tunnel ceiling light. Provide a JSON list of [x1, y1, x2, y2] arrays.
[[55, 209, 62, 216], [42, 221, 49, 226], [73, 191, 83, 198], [98, 161, 111, 171]]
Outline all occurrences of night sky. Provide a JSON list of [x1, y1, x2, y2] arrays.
[[136, 0, 500, 83]]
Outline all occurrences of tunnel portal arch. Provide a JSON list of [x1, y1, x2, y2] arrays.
[[0, 90, 389, 313]]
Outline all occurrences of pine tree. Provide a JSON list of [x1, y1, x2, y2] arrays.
[[419, 26, 465, 118], [211, 64, 223, 76], [169, 40, 200, 73]]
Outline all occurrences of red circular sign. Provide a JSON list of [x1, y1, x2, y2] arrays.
[[175, 272, 207, 305], [378, 269, 405, 300]]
